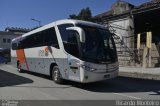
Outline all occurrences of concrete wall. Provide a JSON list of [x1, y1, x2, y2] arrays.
[[139, 43, 160, 67], [104, 17, 135, 66], [109, 17, 134, 48], [0, 33, 18, 49]]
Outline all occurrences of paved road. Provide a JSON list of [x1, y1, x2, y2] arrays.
[[0, 64, 160, 100]]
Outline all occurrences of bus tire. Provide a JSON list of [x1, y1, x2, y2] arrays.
[[17, 62, 23, 73], [52, 66, 63, 84]]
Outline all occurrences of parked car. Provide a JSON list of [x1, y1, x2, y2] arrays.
[[0, 56, 7, 64], [0, 48, 10, 64]]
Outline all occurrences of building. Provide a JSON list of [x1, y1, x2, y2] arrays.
[[0, 27, 30, 49], [5, 27, 31, 35], [0, 31, 18, 49], [94, 0, 160, 67], [0, 27, 30, 62]]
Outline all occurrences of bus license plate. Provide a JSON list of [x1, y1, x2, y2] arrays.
[[104, 74, 110, 78]]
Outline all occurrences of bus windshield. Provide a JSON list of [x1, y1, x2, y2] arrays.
[[77, 24, 118, 63]]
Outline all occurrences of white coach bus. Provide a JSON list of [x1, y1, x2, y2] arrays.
[[11, 19, 119, 83]]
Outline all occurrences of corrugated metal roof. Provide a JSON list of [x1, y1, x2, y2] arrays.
[[5, 27, 31, 33], [94, 0, 160, 19]]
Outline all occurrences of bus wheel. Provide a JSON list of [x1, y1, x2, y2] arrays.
[[17, 62, 23, 73], [52, 66, 63, 84]]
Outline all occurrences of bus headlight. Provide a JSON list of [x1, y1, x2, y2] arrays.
[[90, 68, 96, 72], [81, 65, 97, 72]]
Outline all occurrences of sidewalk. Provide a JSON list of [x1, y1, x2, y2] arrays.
[[119, 67, 160, 80]]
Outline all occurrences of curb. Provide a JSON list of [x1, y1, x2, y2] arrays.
[[119, 72, 160, 80]]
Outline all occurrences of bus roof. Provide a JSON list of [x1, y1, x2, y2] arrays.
[[12, 19, 105, 41]]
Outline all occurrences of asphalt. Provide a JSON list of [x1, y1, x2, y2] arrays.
[[0, 64, 160, 101]]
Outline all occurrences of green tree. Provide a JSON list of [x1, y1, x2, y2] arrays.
[[69, 14, 78, 19], [69, 7, 93, 21]]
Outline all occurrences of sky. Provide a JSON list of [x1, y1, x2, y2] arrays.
[[0, 0, 150, 31]]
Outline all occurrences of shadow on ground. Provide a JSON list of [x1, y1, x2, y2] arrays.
[[0, 69, 33, 87], [70, 76, 160, 95], [7, 68, 160, 96], [24, 70, 160, 95]]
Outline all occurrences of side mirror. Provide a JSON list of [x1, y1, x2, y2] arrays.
[[66, 27, 85, 43]]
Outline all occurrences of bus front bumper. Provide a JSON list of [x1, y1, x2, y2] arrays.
[[81, 69, 119, 83]]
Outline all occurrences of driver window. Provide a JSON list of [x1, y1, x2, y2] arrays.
[[58, 24, 80, 58], [66, 30, 79, 57]]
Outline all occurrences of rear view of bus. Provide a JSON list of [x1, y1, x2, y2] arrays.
[[11, 19, 118, 83]]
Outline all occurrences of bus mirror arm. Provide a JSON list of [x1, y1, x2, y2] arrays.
[[66, 27, 85, 43]]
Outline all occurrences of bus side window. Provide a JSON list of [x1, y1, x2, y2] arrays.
[[12, 38, 25, 50], [12, 42, 18, 50], [43, 28, 59, 49], [12, 27, 60, 50]]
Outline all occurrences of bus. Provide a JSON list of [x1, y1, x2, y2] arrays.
[[11, 19, 119, 83]]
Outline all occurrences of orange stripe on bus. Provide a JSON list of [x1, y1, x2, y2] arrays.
[[16, 49, 29, 71]]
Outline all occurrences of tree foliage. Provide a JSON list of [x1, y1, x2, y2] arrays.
[[69, 7, 93, 21]]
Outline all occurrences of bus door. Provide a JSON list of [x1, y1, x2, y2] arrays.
[[67, 54, 80, 81], [62, 54, 80, 81], [65, 30, 81, 81]]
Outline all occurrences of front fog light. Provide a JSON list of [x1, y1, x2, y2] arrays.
[[81, 65, 87, 69]]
